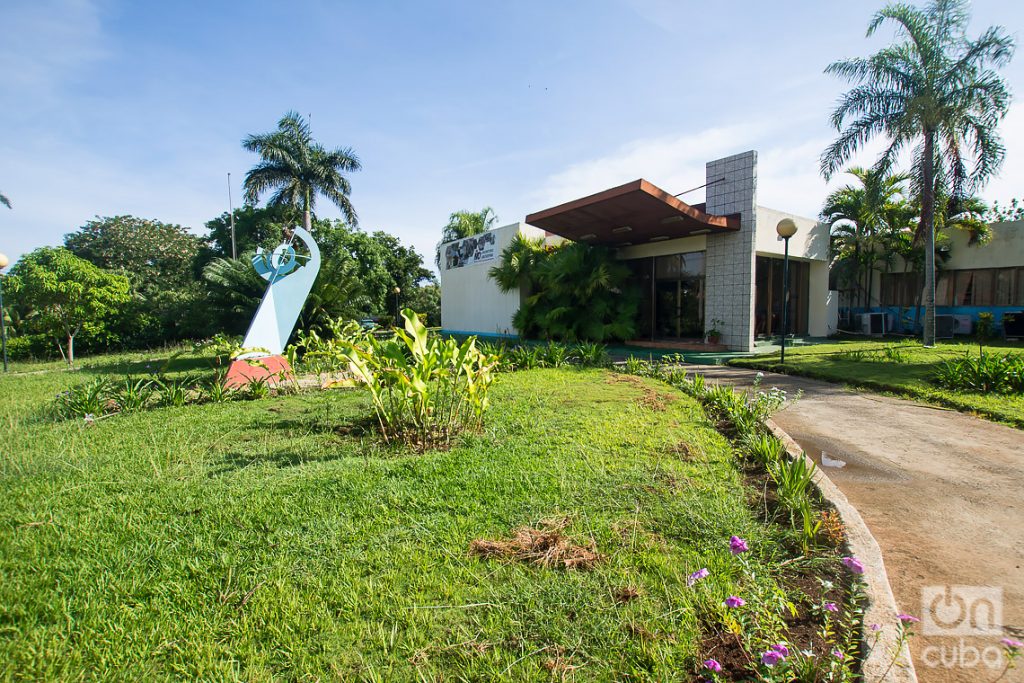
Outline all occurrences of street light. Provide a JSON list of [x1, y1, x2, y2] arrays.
[[0, 252, 9, 372], [393, 286, 401, 324], [775, 219, 798, 364]]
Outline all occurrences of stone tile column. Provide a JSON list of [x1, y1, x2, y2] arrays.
[[704, 151, 757, 351]]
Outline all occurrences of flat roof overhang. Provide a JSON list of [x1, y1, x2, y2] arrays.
[[525, 179, 740, 246]]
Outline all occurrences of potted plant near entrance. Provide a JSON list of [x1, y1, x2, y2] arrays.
[[706, 319, 725, 345]]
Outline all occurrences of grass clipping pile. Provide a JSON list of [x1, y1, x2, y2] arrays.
[[469, 518, 601, 570]]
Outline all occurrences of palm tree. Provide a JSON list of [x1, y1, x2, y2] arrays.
[[821, 167, 909, 311], [820, 0, 1014, 346], [1, 192, 10, 209], [242, 111, 361, 234], [442, 207, 498, 243]]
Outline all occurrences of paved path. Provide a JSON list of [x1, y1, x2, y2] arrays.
[[689, 365, 1023, 683]]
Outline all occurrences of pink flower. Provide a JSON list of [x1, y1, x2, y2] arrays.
[[1001, 638, 1022, 649], [841, 556, 865, 574], [760, 650, 784, 666], [898, 614, 920, 623], [687, 568, 710, 587], [832, 649, 845, 660], [870, 623, 882, 632], [729, 536, 749, 554], [703, 659, 722, 672], [724, 596, 745, 608], [824, 602, 838, 612]]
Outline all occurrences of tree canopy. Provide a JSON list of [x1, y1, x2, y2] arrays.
[[243, 111, 361, 230], [821, 0, 1015, 345], [7, 247, 131, 366]]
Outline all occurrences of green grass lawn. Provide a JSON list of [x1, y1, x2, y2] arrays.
[[730, 338, 1024, 428], [0, 353, 848, 680]]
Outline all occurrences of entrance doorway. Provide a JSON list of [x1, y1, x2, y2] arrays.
[[629, 252, 706, 340], [755, 255, 809, 337]]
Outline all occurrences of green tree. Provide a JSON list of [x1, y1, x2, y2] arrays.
[[821, 0, 1014, 346], [8, 248, 130, 367], [201, 205, 298, 261], [403, 283, 441, 328], [64, 216, 210, 346], [490, 239, 639, 342], [821, 167, 910, 310], [242, 111, 361, 233]]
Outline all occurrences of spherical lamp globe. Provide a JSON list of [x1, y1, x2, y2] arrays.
[[776, 218, 798, 239]]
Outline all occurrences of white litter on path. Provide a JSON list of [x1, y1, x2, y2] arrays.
[[821, 452, 847, 469]]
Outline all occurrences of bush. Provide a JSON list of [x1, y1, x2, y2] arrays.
[[932, 352, 1024, 394], [337, 309, 498, 450]]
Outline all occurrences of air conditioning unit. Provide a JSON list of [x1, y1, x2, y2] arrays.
[[952, 314, 973, 335], [859, 312, 886, 337], [935, 314, 956, 339]]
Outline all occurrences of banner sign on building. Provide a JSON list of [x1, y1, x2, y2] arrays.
[[444, 231, 497, 270]]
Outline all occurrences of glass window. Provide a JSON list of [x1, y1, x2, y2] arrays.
[[1017, 268, 1024, 306], [936, 273, 954, 306], [680, 252, 705, 278], [995, 268, 1016, 306], [972, 270, 994, 305], [654, 255, 680, 280], [953, 271, 974, 305]]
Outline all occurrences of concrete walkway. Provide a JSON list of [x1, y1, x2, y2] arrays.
[[689, 365, 1023, 683]]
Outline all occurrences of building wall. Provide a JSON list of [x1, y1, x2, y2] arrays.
[[615, 235, 707, 260], [755, 206, 829, 261], [439, 222, 545, 337], [704, 151, 758, 351]]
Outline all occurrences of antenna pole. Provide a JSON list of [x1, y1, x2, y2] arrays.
[[228, 172, 237, 259]]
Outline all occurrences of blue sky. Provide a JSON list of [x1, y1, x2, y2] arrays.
[[2, 0, 1023, 269]]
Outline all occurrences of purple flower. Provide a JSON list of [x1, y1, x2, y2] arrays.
[[703, 659, 722, 672], [687, 568, 710, 587], [760, 650, 784, 667], [898, 614, 920, 624], [832, 649, 845, 660], [729, 536, 749, 554], [870, 623, 882, 632], [824, 602, 838, 613], [770, 643, 790, 657], [1002, 638, 1023, 649], [841, 556, 865, 574], [724, 595, 745, 608]]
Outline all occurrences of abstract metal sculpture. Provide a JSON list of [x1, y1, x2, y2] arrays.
[[225, 226, 321, 387]]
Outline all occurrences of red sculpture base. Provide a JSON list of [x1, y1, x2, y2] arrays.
[[224, 355, 294, 389]]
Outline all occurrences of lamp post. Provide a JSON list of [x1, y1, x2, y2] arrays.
[[775, 219, 798, 364], [0, 252, 9, 372], [393, 286, 401, 324]]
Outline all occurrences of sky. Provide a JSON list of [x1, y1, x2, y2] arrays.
[[2, 0, 1023, 270]]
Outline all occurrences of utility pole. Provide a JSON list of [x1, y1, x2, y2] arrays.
[[228, 172, 237, 259]]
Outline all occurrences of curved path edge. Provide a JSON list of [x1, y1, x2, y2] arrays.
[[766, 418, 918, 683]]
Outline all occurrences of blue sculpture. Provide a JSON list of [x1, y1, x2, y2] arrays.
[[227, 227, 321, 384]]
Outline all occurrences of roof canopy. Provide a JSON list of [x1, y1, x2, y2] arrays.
[[525, 179, 740, 246]]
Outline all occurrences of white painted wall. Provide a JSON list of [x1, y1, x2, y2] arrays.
[[615, 235, 707, 260], [439, 222, 546, 337], [755, 206, 829, 261]]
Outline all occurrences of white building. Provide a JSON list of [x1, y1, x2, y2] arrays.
[[439, 151, 837, 352]]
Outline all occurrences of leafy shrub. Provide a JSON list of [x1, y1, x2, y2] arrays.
[[53, 379, 113, 419], [509, 345, 543, 371], [337, 309, 498, 450], [933, 352, 1024, 394], [572, 342, 610, 367], [744, 432, 786, 467], [113, 377, 155, 413], [153, 376, 192, 407], [769, 455, 817, 514], [541, 342, 570, 368]]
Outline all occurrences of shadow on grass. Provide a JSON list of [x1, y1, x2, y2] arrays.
[[208, 447, 358, 475], [79, 355, 217, 378]]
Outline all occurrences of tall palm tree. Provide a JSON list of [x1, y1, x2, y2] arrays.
[[820, 0, 1014, 346], [243, 111, 361, 234], [441, 207, 498, 243], [821, 167, 909, 310]]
